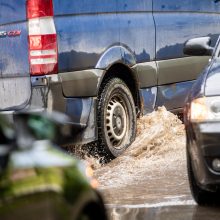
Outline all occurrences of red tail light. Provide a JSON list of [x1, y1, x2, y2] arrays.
[[27, 0, 53, 19], [27, 0, 58, 76]]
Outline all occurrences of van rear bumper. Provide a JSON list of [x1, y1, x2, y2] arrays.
[[26, 75, 97, 144]]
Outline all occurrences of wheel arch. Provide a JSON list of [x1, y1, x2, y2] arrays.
[[98, 63, 141, 115]]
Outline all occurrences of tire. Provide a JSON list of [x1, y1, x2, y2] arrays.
[[186, 146, 219, 205], [97, 77, 136, 161]]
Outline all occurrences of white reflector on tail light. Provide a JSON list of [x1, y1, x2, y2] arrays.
[[28, 17, 56, 35], [27, 0, 58, 76], [30, 49, 57, 56], [31, 58, 57, 65]]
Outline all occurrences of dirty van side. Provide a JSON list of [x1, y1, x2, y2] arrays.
[[154, 0, 220, 110], [0, 0, 30, 111], [1, 0, 220, 160], [50, 0, 155, 159]]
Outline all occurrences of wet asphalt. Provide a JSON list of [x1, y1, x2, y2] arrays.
[[92, 110, 220, 220], [107, 205, 220, 220]]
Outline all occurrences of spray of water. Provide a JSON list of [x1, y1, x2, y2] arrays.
[[92, 107, 186, 189]]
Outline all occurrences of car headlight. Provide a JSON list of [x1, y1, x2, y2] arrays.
[[190, 96, 220, 122]]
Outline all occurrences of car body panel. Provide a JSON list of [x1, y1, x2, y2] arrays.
[[187, 122, 220, 190], [205, 58, 220, 96], [184, 36, 220, 191]]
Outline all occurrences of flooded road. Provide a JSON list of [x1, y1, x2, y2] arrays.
[[92, 107, 190, 204], [83, 107, 220, 219], [107, 205, 220, 220]]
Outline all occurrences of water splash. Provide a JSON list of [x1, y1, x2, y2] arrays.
[[92, 107, 186, 189]]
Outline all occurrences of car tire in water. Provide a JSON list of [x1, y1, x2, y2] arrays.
[[97, 77, 136, 161], [186, 147, 220, 205]]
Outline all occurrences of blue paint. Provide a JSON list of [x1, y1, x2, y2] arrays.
[[95, 46, 124, 69], [153, 1, 220, 60], [0, 1, 28, 77], [156, 81, 196, 110], [139, 87, 157, 114], [154, 0, 220, 12], [118, 13, 155, 62], [54, 0, 154, 72], [66, 98, 92, 126], [55, 13, 119, 72], [0, 0, 26, 25], [0, 22, 29, 77]]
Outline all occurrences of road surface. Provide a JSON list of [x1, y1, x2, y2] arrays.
[[88, 107, 220, 219]]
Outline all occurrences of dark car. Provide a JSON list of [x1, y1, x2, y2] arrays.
[[184, 36, 220, 205], [0, 112, 107, 220], [2, 1, 220, 160]]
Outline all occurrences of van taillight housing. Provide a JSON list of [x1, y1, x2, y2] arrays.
[[27, 0, 58, 76]]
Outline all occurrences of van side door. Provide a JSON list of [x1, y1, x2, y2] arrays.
[[153, 0, 220, 110]]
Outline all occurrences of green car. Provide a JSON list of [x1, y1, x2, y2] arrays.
[[0, 112, 107, 220]]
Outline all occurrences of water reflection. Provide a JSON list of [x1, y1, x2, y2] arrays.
[[108, 205, 220, 220]]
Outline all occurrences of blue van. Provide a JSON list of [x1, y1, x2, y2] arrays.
[[1, 0, 220, 160]]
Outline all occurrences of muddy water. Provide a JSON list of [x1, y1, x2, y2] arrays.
[[86, 107, 192, 205]]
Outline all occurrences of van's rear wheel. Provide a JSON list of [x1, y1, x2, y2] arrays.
[[97, 78, 136, 161]]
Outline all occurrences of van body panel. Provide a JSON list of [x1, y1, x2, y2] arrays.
[[60, 69, 103, 97], [153, 0, 220, 13], [53, 0, 120, 72], [157, 56, 210, 85], [139, 87, 157, 114], [132, 62, 157, 88], [0, 1, 30, 110], [95, 46, 131, 69], [55, 14, 119, 72], [116, 0, 152, 12], [118, 13, 155, 63], [156, 80, 195, 110], [53, 0, 117, 15], [154, 13, 220, 60], [0, 0, 26, 25], [153, 1, 220, 109], [118, 2, 155, 63], [1, 0, 220, 144]]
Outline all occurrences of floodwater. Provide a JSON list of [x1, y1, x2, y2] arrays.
[[107, 205, 220, 220], [90, 107, 190, 205], [82, 107, 220, 219]]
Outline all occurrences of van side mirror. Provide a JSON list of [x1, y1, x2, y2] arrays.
[[183, 37, 213, 56]]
